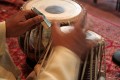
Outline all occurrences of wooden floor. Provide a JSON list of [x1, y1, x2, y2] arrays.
[[77, 0, 120, 26]]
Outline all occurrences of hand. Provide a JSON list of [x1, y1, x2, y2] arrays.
[[14, 0, 24, 7], [6, 10, 43, 38], [51, 20, 92, 61], [2, 0, 24, 8]]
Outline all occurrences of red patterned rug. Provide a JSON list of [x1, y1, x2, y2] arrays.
[[0, 2, 120, 80], [87, 14, 120, 80]]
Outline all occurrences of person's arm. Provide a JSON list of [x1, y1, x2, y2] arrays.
[[0, 0, 24, 7], [0, 10, 43, 80], [0, 0, 16, 3]]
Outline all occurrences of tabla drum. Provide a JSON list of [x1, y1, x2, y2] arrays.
[[22, 0, 84, 24], [19, 0, 106, 79], [79, 30, 106, 80], [19, 0, 87, 68]]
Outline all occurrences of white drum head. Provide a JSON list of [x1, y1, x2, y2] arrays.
[[86, 30, 102, 41], [23, 0, 82, 23]]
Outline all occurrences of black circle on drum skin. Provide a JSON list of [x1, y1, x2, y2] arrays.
[[45, 5, 64, 14]]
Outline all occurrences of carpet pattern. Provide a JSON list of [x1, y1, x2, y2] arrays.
[[0, 2, 120, 80], [88, 14, 120, 80]]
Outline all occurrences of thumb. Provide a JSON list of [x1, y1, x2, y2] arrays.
[[22, 15, 43, 28], [51, 22, 61, 35]]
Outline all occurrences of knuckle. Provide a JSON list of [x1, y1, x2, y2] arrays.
[[33, 16, 43, 23], [32, 18, 37, 23]]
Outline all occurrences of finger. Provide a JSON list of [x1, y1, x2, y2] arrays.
[[73, 23, 86, 38], [24, 10, 38, 19], [51, 22, 62, 35], [21, 15, 43, 28], [34, 64, 41, 75]]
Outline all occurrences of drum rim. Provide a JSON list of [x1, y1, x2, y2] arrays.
[[21, 0, 86, 24]]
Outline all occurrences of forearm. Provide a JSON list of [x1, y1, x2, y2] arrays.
[[0, 0, 16, 3], [36, 46, 81, 80]]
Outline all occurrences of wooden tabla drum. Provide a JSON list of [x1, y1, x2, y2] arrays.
[[19, 0, 87, 68]]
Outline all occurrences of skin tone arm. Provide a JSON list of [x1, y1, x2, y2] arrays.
[[0, 0, 24, 7], [51, 21, 92, 61]]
